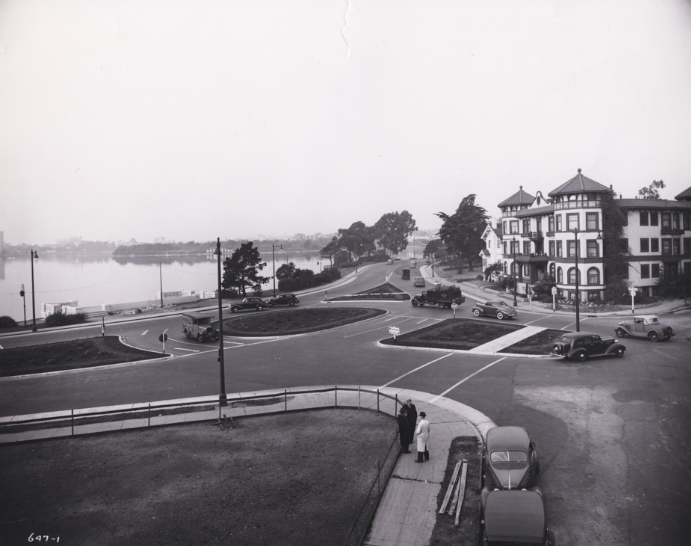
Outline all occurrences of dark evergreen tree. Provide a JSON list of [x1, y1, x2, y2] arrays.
[[374, 211, 417, 257], [436, 195, 488, 272], [221, 242, 269, 296]]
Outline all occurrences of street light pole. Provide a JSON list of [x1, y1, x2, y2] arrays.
[[512, 237, 517, 307], [20, 284, 26, 326], [573, 229, 580, 332], [159, 262, 163, 308], [30, 250, 39, 332], [272, 243, 282, 297], [215, 238, 227, 407]]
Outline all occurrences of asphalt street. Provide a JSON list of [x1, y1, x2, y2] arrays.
[[1, 261, 690, 545]]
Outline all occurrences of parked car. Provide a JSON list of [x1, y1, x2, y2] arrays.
[[551, 332, 625, 361], [481, 489, 556, 546], [182, 311, 220, 342], [615, 315, 674, 342], [413, 276, 425, 287], [387, 259, 393, 265], [484, 426, 539, 491], [402, 268, 410, 280], [230, 297, 269, 313], [268, 294, 299, 307], [472, 300, 518, 320]]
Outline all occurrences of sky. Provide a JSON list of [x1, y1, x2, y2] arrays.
[[1, 0, 691, 245]]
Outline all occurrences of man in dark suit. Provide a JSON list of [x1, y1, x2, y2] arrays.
[[397, 407, 411, 453], [405, 399, 418, 450]]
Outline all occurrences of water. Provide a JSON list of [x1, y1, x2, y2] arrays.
[[0, 252, 326, 321]]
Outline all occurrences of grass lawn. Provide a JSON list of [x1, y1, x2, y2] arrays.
[[380, 319, 522, 350], [0, 336, 162, 377], [221, 307, 386, 336], [499, 328, 566, 355], [0, 409, 396, 546]]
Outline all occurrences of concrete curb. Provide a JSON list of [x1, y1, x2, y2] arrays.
[[375, 340, 560, 359]]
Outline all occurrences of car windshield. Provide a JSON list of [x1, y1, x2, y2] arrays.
[[561, 336, 572, 343], [497, 302, 509, 307], [490, 450, 528, 463]]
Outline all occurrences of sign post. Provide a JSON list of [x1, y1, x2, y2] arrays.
[[101, 316, 105, 337], [551, 286, 557, 312], [451, 302, 459, 318], [629, 287, 637, 315], [159, 329, 168, 354], [388, 325, 400, 342]]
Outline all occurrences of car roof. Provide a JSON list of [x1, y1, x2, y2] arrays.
[[636, 315, 658, 320], [182, 311, 216, 319], [560, 331, 600, 339], [484, 490, 544, 542], [487, 426, 530, 452], [485, 300, 504, 305]]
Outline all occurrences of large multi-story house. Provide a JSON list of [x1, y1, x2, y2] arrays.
[[482, 170, 691, 301]]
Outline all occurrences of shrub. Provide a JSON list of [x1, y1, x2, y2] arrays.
[[532, 276, 556, 303], [278, 278, 299, 291], [45, 312, 88, 327], [0, 316, 18, 329]]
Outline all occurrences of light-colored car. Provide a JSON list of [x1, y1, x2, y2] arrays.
[[615, 315, 674, 342], [413, 276, 425, 287], [472, 300, 518, 320]]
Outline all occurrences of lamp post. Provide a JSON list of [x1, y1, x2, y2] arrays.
[[159, 262, 163, 308], [30, 250, 39, 332], [20, 284, 26, 326], [572, 229, 580, 332], [512, 237, 517, 307], [214, 238, 227, 407], [272, 243, 282, 297]]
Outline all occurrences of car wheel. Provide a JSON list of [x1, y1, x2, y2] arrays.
[[268, 302, 273, 308], [412, 299, 419, 307], [615, 328, 627, 338], [231, 307, 238, 313], [197, 334, 202, 342], [575, 351, 588, 362], [473, 309, 481, 317], [289, 301, 295, 306], [552, 344, 561, 355], [648, 332, 660, 342], [615, 347, 625, 358], [496, 312, 504, 320]]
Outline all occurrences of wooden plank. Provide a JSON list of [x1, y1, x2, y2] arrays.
[[439, 461, 462, 514], [448, 458, 467, 515], [454, 461, 469, 527]]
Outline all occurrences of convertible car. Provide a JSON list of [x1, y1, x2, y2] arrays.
[[615, 315, 674, 342]]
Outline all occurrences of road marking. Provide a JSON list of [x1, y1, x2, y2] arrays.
[[343, 318, 415, 338], [416, 319, 428, 324], [652, 348, 678, 361], [430, 357, 507, 403], [561, 318, 587, 330], [524, 316, 551, 326], [174, 347, 200, 352], [380, 353, 453, 388], [141, 330, 149, 335], [384, 317, 398, 322], [0, 344, 3, 349]]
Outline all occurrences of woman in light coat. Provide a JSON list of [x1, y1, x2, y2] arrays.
[[414, 411, 430, 463]]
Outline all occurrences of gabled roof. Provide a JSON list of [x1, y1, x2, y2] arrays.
[[498, 187, 535, 208], [514, 204, 555, 218], [548, 169, 612, 197], [616, 199, 691, 210], [675, 185, 691, 201]]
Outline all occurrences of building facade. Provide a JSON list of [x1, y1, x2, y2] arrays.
[[483, 170, 691, 301]]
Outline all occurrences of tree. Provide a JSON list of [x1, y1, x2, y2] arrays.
[[638, 180, 665, 200], [319, 237, 340, 267], [601, 192, 631, 302], [435, 195, 488, 272], [483, 262, 503, 282], [221, 242, 269, 297], [374, 211, 417, 257], [337, 221, 375, 261], [423, 239, 444, 259], [276, 262, 297, 280]]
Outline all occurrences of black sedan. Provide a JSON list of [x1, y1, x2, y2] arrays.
[[229, 297, 269, 313], [471, 300, 518, 320], [484, 426, 539, 491], [551, 332, 625, 361], [268, 294, 300, 307]]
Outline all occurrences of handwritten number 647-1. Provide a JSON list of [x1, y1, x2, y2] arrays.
[[28, 534, 59, 542]]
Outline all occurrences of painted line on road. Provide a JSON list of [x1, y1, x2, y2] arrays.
[[141, 330, 149, 335], [0, 344, 3, 349], [524, 316, 551, 326], [652, 348, 678, 361], [561, 318, 587, 330], [430, 357, 507, 403], [380, 353, 454, 388], [174, 348, 200, 353], [343, 317, 416, 338], [416, 319, 428, 324]]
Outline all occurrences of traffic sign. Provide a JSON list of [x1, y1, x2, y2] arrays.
[[551, 287, 557, 296], [629, 287, 638, 295], [159, 333, 168, 342], [388, 326, 400, 336]]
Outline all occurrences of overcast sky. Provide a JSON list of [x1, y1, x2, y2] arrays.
[[1, 0, 690, 245]]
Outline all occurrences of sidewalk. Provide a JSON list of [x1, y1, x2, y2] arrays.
[[0, 384, 494, 546], [419, 265, 691, 318]]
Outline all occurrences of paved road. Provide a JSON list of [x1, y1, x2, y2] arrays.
[[2, 261, 690, 545]]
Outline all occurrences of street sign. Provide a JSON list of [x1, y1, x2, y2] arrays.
[[451, 303, 459, 310], [388, 326, 400, 336], [551, 287, 557, 296], [159, 333, 168, 342], [629, 287, 638, 295]]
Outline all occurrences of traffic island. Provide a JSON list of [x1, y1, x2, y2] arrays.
[[498, 329, 566, 355], [220, 307, 387, 336], [380, 319, 523, 351], [0, 336, 164, 378], [326, 282, 411, 302]]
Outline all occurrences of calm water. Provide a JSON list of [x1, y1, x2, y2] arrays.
[[0, 252, 325, 321]]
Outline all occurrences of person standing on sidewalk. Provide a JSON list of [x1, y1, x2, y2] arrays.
[[414, 412, 430, 463], [405, 399, 417, 450], [397, 407, 411, 453]]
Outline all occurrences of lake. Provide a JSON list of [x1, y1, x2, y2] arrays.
[[0, 251, 329, 322]]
